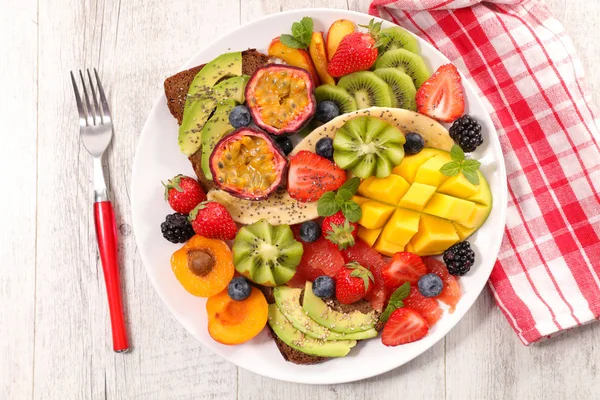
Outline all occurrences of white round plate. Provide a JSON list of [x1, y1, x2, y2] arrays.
[[131, 8, 507, 385]]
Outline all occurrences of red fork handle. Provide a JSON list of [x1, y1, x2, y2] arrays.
[[94, 201, 129, 353]]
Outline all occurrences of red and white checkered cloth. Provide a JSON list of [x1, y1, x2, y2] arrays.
[[369, 0, 600, 344]]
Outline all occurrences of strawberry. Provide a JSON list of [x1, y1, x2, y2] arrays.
[[163, 174, 207, 214], [335, 262, 374, 304], [403, 286, 443, 326], [188, 201, 237, 240], [327, 19, 389, 77], [416, 64, 465, 123], [382, 252, 427, 289], [341, 239, 388, 311], [381, 308, 429, 346], [322, 211, 358, 250], [424, 257, 462, 310], [287, 150, 346, 202]]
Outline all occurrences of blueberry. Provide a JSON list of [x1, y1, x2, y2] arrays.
[[417, 273, 443, 298], [275, 136, 294, 155], [313, 276, 335, 298], [229, 105, 252, 128], [404, 132, 425, 155], [228, 277, 251, 301], [315, 137, 334, 160], [300, 221, 321, 243], [315, 101, 340, 123]]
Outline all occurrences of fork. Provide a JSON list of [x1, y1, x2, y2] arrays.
[[70, 69, 129, 353]]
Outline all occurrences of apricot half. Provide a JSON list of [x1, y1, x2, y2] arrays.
[[170, 235, 234, 297], [206, 287, 268, 345]]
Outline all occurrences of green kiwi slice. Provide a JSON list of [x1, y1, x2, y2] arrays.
[[333, 116, 406, 179], [375, 49, 430, 89], [374, 68, 417, 111], [314, 84, 358, 114], [232, 219, 303, 286], [379, 27, 420, 55], [337, 72, 393, 109]]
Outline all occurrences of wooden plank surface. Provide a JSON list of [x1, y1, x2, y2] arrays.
[[0, 0, 598, 399]]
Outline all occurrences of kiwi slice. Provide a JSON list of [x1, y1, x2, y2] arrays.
[[379, 27, 420, 55], [375, 49, 430, 89], [232, 219, 303, 286], [333, 116, 406, 179], [314, 85, 358, 114], [374, 68, 417, 111], [337, 72, 393, 109]]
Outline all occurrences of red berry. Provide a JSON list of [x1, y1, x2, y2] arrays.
[[416, 64, 465, 123], [327, 32, 378, 77], [424, 257, 461, 310], [163, 174, 206, 214], [381, 308, 429, 346], [403, 286, 443, 326], [322, 211, 358, 250], [188, 201, 237, 241], [382, 252, 427, 289], [287, 151, 346, 202], [335, 262, 374, 304]]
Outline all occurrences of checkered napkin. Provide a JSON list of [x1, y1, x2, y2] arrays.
[[369, 0, 600, 344]]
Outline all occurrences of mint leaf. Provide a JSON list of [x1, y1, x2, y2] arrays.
[[440, 161, 461, 177], [341, 200, 362, 223], [462, 168, 480, 185], [462, 159, 481, 172], [389, 282, 411, 303], [450, 144, 465, 163], [337, 188, 353, 201], [317, 191, 339, 216], [380, 301, 403, 323], [291, 22, 305, 38], [340, 177, 361, 195], [300, 17, 314, 34], [280, 34, 305, 49]]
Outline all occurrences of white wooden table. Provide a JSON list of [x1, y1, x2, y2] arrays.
[[2, 0, 599, 399]]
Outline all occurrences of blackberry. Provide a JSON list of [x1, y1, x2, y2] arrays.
[[443, 241, 475, 276], [161, 213, 195, 243], [449, 115, 483, 152]]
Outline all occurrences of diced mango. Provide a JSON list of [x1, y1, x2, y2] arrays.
[[413, 155, 452, 187], [398, 183, 437, 211], [466, 173, 493, 206], [410, 214, 459, 255], [374, 237, 405, 257], [392, 149, 438, 183], [357, 175, 410, 205], [437, 173, 479, 198], [357, 226, 382, 247], [380, 208, 420, 246], [461, 204, 491, 229], [351, 195, 370, 206], [423, 193, 476, 225], [358, 201, 395, 229], [453, 222, 477, 241]]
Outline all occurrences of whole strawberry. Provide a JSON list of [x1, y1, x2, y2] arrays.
[[335, 262, 374, 304], [188, 201, 237, 241], [322, 211, 358, 250], [327, 19, 390, 77], [163, 174, 206, 214]]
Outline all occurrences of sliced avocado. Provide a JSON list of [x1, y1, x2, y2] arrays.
[[274, 286, 378, 341], [185, 51, 242, 104], [302, 282, 378, 334], [268, 304, 357, 358], [200, 99, 237, 179], [178, 75, 249, 156]]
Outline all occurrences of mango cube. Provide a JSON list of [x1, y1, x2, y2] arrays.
[[392, 149, 438, 183], [437, 173, 479, 198], [357, 226, 382, 247], [358, 201, 395, 229], [351, 195, 370, 206], [414, 155, 452, 187], [411, 214, 459, 255], [357, 175, 410, 205], [453, 222, 477, 241], [380, 209, 420, 246], [374, 237, 405, 257], [398, 183, 437, 211], [466, 174, 493, 206], [423, 193, 476, 225], [462, 204, 491, 229]]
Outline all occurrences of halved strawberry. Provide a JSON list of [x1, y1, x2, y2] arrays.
[[287, 150, 346, 202], [424, 257, 462, 310], [403, 286, 443, 326], [382, 252, 427, 289], [341, 239, 388, 311], [381, 308, 429, 346], [416, 64, 465, 123]]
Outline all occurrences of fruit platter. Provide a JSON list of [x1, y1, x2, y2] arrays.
[[131, 9, 507, 384]]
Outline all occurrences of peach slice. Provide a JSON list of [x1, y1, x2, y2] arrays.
[[309, 31, 336, 85], [267, 37, 320, 86], [206, 287, 269, 345], [326, 19, 356, 61]]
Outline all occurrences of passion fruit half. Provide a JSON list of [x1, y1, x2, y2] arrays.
[[209, 128, 287, 200], [245, 65, 316, 135]]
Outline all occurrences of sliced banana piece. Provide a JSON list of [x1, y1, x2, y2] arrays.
[[291, 107, 453, 155]]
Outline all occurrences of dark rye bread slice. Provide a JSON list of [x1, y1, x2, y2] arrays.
[[257, 285, 381, 365]]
